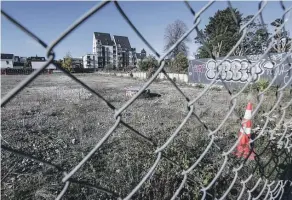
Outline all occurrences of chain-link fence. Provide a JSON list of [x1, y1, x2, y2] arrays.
[[1, 0, 292, 199]]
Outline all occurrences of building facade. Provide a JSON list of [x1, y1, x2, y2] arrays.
[[93, 32, 114, 68], [1, 53, 14, 68], [113, 35, 133, 69], [92, 32, 139, 70], [82, 54, 98, 70], [13, 56, 25, 69], [71, 58, 83, 69]]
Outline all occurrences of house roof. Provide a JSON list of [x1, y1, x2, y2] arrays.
[[94, 32, 114, 46], [136, 52, 146, 60], [141, 49, 146, 53], [136, 53, 142, 59], [113, 35, 131, 49], [1, 53, 14, 59], [30, 57, 46, 61]]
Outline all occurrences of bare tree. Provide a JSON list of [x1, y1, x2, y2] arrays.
[[164, 20, 190, 58]]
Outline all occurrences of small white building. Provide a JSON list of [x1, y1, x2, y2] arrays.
[[13, 56, 26, 69], [82, 54, 98, 69], [1, 53, 14, 69]]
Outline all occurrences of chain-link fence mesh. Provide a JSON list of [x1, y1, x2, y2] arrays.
[[1, 0, 292, 199]]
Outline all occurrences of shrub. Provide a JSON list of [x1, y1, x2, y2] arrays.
[[61, 52, 73, 72], [254, 78, 269, 92], [210, 86, 222, 91], [195, 83, 204, 89], [171, 52, 189, 73], [139, 55, 158, 72]]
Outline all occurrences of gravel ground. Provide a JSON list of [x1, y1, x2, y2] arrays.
[[1, 73, 290, 200]]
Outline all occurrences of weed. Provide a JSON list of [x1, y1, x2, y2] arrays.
[[254, 78, 270, 92], [195, 83, 204, 89], [210, 86, 222, 91]]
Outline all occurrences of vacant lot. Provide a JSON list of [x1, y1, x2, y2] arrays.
[[1, 73, 291, 199]]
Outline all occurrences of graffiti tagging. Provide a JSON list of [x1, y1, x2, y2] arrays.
[[206, 59, 263, 82], [193, 64, 206, 73], [188, 53, 292, 86]]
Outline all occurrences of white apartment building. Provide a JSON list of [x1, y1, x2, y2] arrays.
[[1, 53, 14, 68], [113, 35, 134, 69], [82, 54, 98, 69], [92, 32, 139, 69], [93, 32, 114, 68]]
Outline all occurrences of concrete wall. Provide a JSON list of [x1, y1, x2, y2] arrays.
[[98, 71, 188, 83], [31, 61, 56, 70], [188, 52, 292, 88], [96, 52, 292, 89]]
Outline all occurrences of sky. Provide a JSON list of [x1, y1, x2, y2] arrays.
[[1, 1, 292, 60]]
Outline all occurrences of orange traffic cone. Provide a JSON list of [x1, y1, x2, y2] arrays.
[[234, 102, 255, 160]]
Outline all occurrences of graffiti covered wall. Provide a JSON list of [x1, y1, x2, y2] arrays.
[[188, 53, 292, 87]]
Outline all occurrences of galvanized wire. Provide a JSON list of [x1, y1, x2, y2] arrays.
[[1, 0, 292, 199]]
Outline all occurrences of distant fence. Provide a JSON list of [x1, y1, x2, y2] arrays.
[[98, 71, 189, 83], [72, 68, 95, 73], [0, 68, 96, 75], [1, 68, 54, 75]]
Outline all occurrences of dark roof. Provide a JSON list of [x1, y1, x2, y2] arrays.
[[1, 53, 14, 59], [72, 58, 83, 61], [136, 53, 142, 59], [13, 62, 24, 67], [141, 49, 146, 53], [30, 57, 46, 61], [114, 35, 131, 49], [94, 32, 114, 46], [20, 57, 27, 61], [72, 58, 83, 64]]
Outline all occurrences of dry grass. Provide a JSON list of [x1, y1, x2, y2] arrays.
[[1, 74, 291, 199]]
